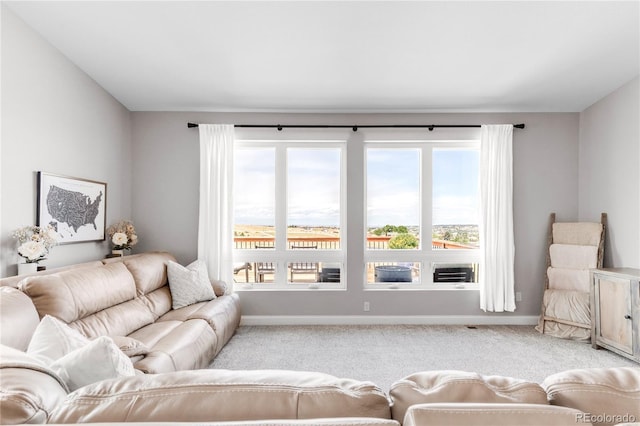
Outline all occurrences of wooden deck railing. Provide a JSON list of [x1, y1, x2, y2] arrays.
[[234, 237, 477, 250]]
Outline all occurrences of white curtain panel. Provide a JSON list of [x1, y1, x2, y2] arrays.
[[198, 124, 235, 288], [479, 124, 515, 312]]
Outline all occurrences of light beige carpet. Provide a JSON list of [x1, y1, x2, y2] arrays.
[[210, 324, 638, 392]]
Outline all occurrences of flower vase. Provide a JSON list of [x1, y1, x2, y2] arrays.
[[111, 249, 124, 256], [18, 262, 38, 275]]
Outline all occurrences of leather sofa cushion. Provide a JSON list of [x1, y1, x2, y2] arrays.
[[122, 252, 176, 296], [19, 262, 136, 324], [389, 370, 548, 422], [49, 369, 390, 423], [0, 345, 68, 424], [542, 367, 640, 426], [158, 293, 241, 354], [403, 403, 586, 426], [128, 319, 218, 373], [143, 286, 173, 320], [0, 287, 40, 351], [69, 297, 155, 338]]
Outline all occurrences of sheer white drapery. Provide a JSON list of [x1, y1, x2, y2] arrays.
[[198, 124, 235, 289], [479, 124, 515, 312]]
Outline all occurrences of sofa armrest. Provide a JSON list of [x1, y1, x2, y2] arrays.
[[403, 403, 588, 426], [0, 345, 69, 424], [210, 279, 228, 297]]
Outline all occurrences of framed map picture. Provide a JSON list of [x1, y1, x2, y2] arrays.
[[37, 172, 107, 244]]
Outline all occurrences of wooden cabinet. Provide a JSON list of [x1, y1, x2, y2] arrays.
[[591, 268, 640, 363]]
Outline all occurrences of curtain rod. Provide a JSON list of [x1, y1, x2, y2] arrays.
[[187, 122, 525, 131]]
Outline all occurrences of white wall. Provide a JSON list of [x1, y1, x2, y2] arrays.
[[0, 6, 132, 277], [131, 112, 579, 318], [579, 76, 640, 268]]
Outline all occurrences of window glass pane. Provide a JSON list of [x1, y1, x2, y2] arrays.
[[287, 148, 341, 250], [234, 148, 275, 249], [287, 261, 320, 283], [432, 149, 479, 250], [433, 263, 479, 284], [233, 261, 276, 284], [366, 149, 420, 250], [366, 262, 421, 284]]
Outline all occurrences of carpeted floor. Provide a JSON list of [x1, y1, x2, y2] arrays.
[[210, 324, 638, 392]]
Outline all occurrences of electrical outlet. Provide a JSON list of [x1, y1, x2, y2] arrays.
[[515, 292, 522, 302], [363, 301, 370, 312]]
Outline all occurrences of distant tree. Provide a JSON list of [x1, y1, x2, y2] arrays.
[[389, 233, 418, 249], [443, 231, 452, 241], [382, 224, 395, 236], [396, 225, 408, 234], [373, 228, 385, 236]]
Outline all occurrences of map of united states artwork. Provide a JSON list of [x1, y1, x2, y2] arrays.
[[37, 172, 107, 244]]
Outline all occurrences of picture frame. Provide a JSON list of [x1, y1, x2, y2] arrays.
[[37, 172, 107, 244]]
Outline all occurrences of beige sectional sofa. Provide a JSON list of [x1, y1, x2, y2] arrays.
[[0, 252, 241, 374], [1, 252, 639, 425]]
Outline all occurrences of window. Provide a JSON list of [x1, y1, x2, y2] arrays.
[[232, 134, 481, 291], [232, 141, 345, 289], [365, 141, 481, 288]]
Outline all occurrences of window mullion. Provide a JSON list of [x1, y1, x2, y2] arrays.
[[421, 146, 433, 284], [275, 144, 288, 284]]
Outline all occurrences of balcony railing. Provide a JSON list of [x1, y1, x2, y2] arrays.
[[234, 237, 477, 250], [233, 237, 478, 284]]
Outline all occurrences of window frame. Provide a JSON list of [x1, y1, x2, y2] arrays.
[[233, 139, 347, 291], [364, 139, 481, 290]]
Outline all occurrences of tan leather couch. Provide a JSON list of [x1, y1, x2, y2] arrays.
[[1, 253, 639, 425], [0, 252, 241, 373]]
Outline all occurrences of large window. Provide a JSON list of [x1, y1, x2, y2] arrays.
[[232, 141, 345, 289], [232, 135, 481, 291], [365, 141, 481, 288]]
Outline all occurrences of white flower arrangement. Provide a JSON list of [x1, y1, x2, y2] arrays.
[[12, 225, 59, 263], [106, 220, 138, 250]]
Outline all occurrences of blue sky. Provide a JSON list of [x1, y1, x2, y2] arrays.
[[234, 147, 479, 227]]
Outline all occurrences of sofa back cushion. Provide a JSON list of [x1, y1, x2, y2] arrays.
[[542, 367, 640, 426], [19, 262, 154, 338], [0, 287, 40, 351], [110, 252, 176, 319], [0, 345, 68, 424], [49, 369, 391, 423], [389, 370, 548, 422], [120, 252, 176, 296]]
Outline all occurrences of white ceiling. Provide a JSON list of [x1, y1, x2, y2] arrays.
[[5, 1, 640, 113]]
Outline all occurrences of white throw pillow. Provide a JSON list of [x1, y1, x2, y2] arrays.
[[50, 336, 135, 391], [167, 260, 216, 309], [27, 315, 89, 364]]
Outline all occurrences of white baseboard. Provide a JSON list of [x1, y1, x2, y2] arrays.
[[241, 315, 539, 326]]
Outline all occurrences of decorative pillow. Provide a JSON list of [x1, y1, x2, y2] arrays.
[[50, 336, 135, 391], [167, 260, 216, 309], [111, 336, 150, 357], [27, 315, 89, 364]]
